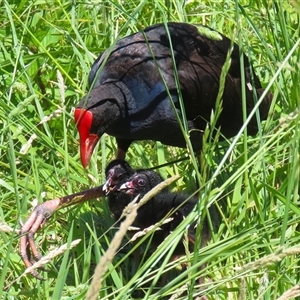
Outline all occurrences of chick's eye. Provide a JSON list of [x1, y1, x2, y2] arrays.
[[137, 179, 145, 186]]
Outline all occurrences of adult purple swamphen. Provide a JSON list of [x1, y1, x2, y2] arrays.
[[75, 22, 271, 168]]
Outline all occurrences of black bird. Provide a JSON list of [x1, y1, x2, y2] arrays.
[[75, 22, 271, 167], [116, 169, 216, 251]]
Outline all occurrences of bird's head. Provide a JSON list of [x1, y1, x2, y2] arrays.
[[74, 84, 124, 168], [118, 170, 163, 197], [102, 160, 134, 195]]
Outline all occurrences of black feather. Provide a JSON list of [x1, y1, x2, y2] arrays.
[[76, 22, 271, 164], [116, 169, 219, 253]]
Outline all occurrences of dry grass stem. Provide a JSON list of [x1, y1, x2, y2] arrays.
[[276, 285, 300, 300], [129, 217, 174, 242], [57, 70, 66, 105], [38, 108, 63, 125], [169, 283, 188, 300], [86, 176, 179, 300], [236, 247, 300, 273], [23, 239, 81, 276], [0, 222, 20, 234], [20, 133, 37, 155], [5, 239, 81, 290], [86, 196, 139, 300]]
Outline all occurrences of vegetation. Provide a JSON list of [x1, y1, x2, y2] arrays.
[[0, 0, 299, 299]]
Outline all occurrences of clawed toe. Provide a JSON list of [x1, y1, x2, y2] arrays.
[[19, 186, 104, 279]]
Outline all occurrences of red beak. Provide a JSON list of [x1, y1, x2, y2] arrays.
[[74, 108, 99, 168]]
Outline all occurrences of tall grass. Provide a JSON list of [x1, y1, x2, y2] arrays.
[[0, 0, 299, 299]]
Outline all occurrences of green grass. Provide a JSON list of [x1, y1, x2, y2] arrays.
[[1, 0, 300, 299]]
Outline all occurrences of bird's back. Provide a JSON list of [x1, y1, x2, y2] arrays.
[[84, 22, 271, 153]]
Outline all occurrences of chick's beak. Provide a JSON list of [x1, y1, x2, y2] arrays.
[[118, 182, 135, 195], [103, 179, 114, 195]]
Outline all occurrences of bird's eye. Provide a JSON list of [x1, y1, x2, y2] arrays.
[[137, 179, 145, 186]]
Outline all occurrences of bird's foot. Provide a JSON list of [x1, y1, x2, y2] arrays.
[[19, 185, 105, 279], [19, 199, 60, 279]]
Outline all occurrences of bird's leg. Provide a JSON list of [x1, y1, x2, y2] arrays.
[[115, 138, 132, 160], [20, 185, 105, 279], [116, 148, 126, 160]]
